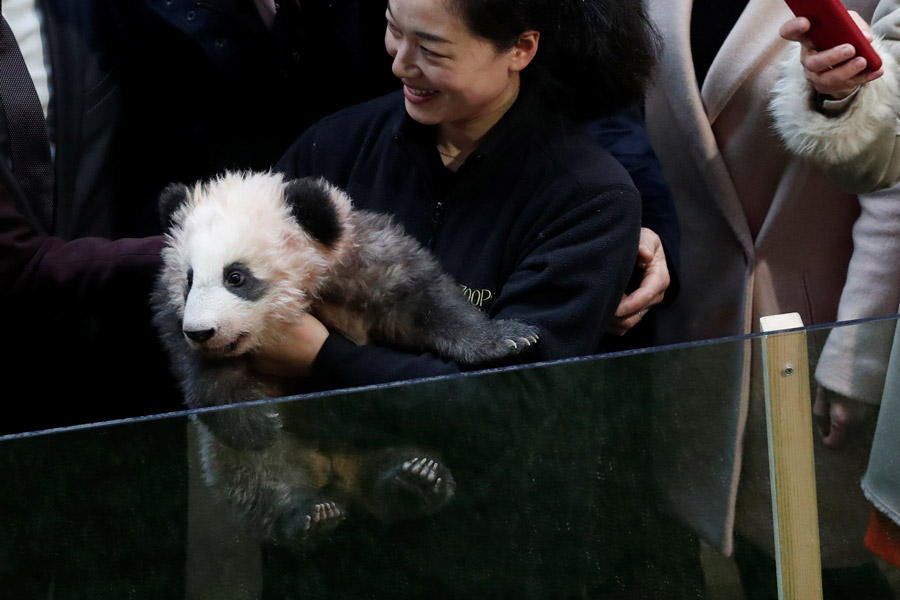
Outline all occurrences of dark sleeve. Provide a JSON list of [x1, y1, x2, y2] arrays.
[[0, 184, 164, 313], [310, 185, 642, 390], [586, 105, 681, 303]]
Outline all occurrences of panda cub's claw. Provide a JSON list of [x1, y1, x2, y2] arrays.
[[279, 499, 346, 546], [504, 334, 539, 350], [303, 500, 346, 538], [372, 456, 456, 522], [490, 319, 540, 358], [447, 319, 539, 364]]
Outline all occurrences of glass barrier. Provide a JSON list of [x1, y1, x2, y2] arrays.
[[2, 314, 899, 599]]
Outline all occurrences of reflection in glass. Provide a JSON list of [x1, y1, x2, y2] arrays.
[[1, 316, 898, 599]]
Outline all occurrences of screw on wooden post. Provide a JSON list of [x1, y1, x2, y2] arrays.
[[760, 312, 823, 600]]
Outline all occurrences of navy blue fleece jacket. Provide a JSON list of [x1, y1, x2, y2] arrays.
[[276, 91, 642, 389]]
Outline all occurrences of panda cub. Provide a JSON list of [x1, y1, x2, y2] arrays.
[[152, 170, 538, 547]]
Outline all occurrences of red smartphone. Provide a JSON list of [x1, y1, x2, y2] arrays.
[[784, 0, 882, 71]]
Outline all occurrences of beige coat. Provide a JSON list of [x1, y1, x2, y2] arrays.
[[644, 0, 900, 566], [768, 0, 900, 544]]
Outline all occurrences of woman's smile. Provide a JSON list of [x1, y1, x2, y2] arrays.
[[385, 0, 530, 139], [403, 83, 439, 103]]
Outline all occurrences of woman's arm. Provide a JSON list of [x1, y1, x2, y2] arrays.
[[586, 106, 681, 334]]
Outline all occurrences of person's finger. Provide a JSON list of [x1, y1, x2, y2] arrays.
[[608, 310, 647, 336], [844, 65, 887, 90], [780, 16, 811, 43], [803, 44, 859, 73], [616, 287, 653, 317], [808, 57, 874, 96], [821, 402, 849, 447], [812, 387, 831, 439], [615, 280, 666, 317], [635, 240, 656, 265]]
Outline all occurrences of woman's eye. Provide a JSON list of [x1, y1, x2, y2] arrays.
[[421, 45, 447, 59], [387, 21, 400, 38], [226, 271, 245, 287]]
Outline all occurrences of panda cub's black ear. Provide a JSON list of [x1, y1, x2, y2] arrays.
[[283, 177, 343, 248], [158, 183, 190, 231]]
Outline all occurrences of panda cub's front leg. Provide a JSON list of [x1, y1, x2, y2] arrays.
[[415, 282, 542, 365], [343, 211, 540, 366]]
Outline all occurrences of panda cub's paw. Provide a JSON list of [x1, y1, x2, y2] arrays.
[[372, 456, 456, 522], [303, 500, 346, 539], [470, 319, 540, 362], [496, 319, 540, 353], [278, 499, 346, 546], [444, 319, 540, 365]]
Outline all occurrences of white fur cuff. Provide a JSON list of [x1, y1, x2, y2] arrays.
[[769, 37, 900, 166]]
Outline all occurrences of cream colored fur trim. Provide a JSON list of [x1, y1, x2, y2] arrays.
[[769, 37, 900, 165]]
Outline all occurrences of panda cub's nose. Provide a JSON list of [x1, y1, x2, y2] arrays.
[[184, 328, 215, 343]]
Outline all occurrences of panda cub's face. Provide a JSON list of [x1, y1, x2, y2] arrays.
[[158, 171, 351, 358], [178, 217, 276, 356]]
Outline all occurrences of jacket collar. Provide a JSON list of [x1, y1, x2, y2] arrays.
[[701, 0, 793, 124], [393, 82, 546, 174]]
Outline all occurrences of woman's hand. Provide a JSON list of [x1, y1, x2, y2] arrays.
[[250, 312, 330, 380], [608, 227, 670, 336], [780, 12, 884, 100], [812, 385, 878, 448]]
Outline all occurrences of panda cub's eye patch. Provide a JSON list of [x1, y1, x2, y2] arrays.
[[186, 268, 194, 294], [223, 262, 268, 301]]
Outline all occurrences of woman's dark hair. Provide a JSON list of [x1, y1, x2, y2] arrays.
[[445, 0, 661, 120]]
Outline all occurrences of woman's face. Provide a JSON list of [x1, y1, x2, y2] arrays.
[[384, 0, 532, 141]]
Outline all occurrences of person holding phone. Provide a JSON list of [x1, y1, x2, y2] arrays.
[[643, 0, 900, 598], [773, 0, 900, 590], [774, 2, 900, 192]]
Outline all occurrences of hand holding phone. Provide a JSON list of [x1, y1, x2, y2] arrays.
[[781, 1, 884, 99], [783, 0, 882, 71]]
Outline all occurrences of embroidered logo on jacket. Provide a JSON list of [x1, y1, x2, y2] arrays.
[[460, 285, 494, 310]]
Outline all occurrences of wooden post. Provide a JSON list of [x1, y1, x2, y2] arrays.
[[760, 312, 823, 600]]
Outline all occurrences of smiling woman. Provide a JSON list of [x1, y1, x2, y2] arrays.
[[382, 0, 658, 168], [383, 0, 534, 166], [261, 0, 661, 595], [270, 0, 660, 390]]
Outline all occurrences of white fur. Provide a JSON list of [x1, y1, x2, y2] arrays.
[[769, 37, 900, 165]]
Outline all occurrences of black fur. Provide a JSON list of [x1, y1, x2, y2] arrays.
[[158, 183, 190, 230], [223, 262, 268, 301], [283, 178, 344, 247]]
